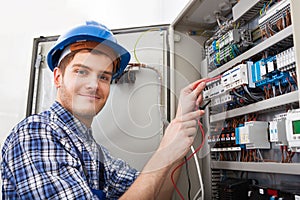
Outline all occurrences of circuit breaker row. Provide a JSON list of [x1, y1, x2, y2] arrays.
[[203, 45, 297, 108], [208, 108, 300, 154], [204, 0, 295, 109]]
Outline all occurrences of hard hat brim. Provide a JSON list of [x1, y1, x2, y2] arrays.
[[47, 35, 130, 80]]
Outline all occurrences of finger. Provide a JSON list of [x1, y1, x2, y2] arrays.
[[178, 110, 204, 121], [195, 92, 204, 107], [192, 81, 206, 98], [191, 78, 208, 90], [181, 119, 197, 128], [182, 78, 207, 94]]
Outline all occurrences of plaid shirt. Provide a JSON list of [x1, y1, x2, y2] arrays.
[[1, 101, 139, 199]]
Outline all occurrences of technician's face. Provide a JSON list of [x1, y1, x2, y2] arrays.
[[54, 50, 113, 124]]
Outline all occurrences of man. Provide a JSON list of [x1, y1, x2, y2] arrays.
[[1, 21, 206, 199]]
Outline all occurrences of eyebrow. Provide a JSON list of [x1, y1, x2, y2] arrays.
[[72, 64, 113, 75]]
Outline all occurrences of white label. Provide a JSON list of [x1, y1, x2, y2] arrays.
[[267, 61, 275, 72], [260, 64, 267, 76], [248, 191, 252, 197], [259, 188, 264, 194]]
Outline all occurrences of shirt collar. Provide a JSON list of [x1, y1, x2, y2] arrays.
[[50, 101, 91, 140]]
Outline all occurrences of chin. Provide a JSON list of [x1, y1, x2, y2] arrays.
[[79, 106, 102, 116], [71, 98, 104, 116], [73, 110, 96, 120]]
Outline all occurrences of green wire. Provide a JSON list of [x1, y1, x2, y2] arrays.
[[133, 28, 160, 64]]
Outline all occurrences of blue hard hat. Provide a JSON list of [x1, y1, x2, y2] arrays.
[[47, 21, 131, 79]]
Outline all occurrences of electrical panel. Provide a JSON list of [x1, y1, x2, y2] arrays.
[[172, 0, 300, 199]]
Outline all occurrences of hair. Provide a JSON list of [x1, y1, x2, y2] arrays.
[[58, 49, 120, 76]]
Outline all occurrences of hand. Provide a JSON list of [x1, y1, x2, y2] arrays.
[[158, 110, 205, 166], [176, 79, 207, 118], [157, 79, 207, 166]]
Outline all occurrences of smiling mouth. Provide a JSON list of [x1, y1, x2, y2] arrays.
[[80, 94, 101, 100]]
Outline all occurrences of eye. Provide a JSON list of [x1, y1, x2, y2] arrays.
[[76, 69, 88, 76], [98, 73, 111, 82]]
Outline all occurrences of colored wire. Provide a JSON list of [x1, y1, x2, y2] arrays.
[[243, 85, 264, 102], [171, 119, 205, 200], [232, 89, 251, 104], [191, 145, 204, 200], [291, 72, 298, 86], [133, 28, 161, 63], [280, 146, 285, 163], [193, 75, 222, 90], [260, 3, 266, 16], [286, 77, 294, 91], [184, 156, 191, 200], [279, 81, 283, 95]]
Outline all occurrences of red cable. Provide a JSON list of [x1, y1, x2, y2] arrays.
[[193, 75, 222, 90], [171, 119, 206, 200]]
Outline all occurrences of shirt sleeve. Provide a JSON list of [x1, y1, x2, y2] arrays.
[[1, 121, 96, 200], [100, 145, 140, 199]]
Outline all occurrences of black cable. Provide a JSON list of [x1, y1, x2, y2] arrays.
[[184, 156, 191, 200], [199, 99, 211, 110]]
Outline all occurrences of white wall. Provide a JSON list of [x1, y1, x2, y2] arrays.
[[0, 0, 188, 145]]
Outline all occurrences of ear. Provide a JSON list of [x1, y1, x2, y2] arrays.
[[53, 67, 62, 88]]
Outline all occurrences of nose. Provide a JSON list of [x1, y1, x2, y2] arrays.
[[85, 74, 99, 91]]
